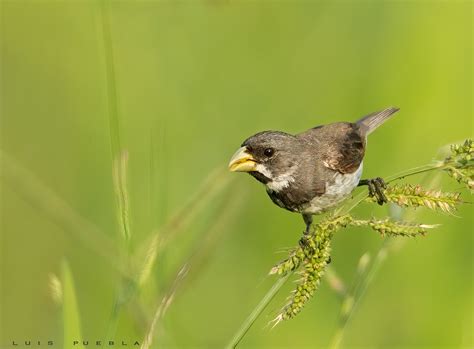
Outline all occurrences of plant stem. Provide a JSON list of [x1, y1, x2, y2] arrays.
[[0, 150, 125, 274], [225, 274, 291, 349], [329, 240, 390, 349], [99, 0, 122, 160], [329, 168, 444, 348], [386, 162, 445, 183], [141, 191, 246, 349], [226, 159, 451, 348], [99, 0, 131, 339]]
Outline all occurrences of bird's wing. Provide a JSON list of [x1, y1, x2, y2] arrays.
[[299, 122, 365, 174]]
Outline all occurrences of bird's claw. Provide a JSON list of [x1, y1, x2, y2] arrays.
[[360, 177, 387, 205], [299, 236, 314, 255], [368, 177, 387, 205], [299, 235, 309, 248]]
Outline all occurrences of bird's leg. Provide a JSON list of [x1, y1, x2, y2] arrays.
[[299, 214, 314, 251], [358, 177, 387, 205], [302, 213, 313, 235]]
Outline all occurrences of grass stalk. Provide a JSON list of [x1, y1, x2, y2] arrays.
[[329, 240, 390, 349], [113, 151, 132, 242], [98, 0, 134, 340], [225, 274, 291, 349], [135, 166, 233, 288], [106, 153, 133, 339], [226, 141, 472, 347], [141, 187, 246, 349], [99, 0, 122, 160], [329, 169, 445, 349], [153, 167, 233, 248], [324, 266, 347, 299], [225, 168, 419, 346], [0, 150, 126, 274], [62, 260, 85, 349], [149, 118, 168, 228], [140, 265, 188, 349]]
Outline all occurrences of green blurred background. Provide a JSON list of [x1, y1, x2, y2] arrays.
[[1, 0, 472, 348]]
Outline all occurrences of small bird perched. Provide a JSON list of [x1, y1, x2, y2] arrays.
[[228, 107, 399, 234]]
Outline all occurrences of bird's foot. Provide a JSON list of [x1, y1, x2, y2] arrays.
[[299, 235, 309, 249], [298, 237, 331, 263], [358, 177, 387, 205], [299, 235, 314, 255]]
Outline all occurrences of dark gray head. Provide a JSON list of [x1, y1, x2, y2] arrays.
[[228, 130, 301, 185]]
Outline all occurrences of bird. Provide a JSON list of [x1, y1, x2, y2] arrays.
[[228, 107, 399, 235]]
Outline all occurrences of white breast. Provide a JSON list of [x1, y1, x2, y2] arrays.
[[302, 162, 363, 214]]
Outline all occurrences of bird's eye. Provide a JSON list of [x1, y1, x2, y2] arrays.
[[264, 148, 274, 157]]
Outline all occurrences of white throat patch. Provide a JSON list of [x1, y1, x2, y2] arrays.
[[255, 164, 272, 179], [267, 174, 295, 191], [257, 164, 296, 192]]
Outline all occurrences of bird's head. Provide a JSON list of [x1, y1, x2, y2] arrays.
[[228, 131, 300, 186]]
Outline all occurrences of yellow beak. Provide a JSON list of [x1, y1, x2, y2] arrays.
[[228, 146, 257, 172]]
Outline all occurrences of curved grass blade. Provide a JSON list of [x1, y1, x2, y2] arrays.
[[62, 260, 85, 349], [0, 150, 126, 275], [141, 187, 246, 349]]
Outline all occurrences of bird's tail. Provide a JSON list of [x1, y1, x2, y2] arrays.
[[356, 107, 399, 136]]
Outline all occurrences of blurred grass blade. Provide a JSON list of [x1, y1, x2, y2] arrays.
[[62, 260, 85, 349], [135, 166, 234, 286], [226, 275, 290, 349], [98, 0, 122, 160], [330, 171, 445, 349], [168, 187, 247, 293], [325, 266, 347, 299], [140, 265, 188, 349], [156, 166, 233, 247], [141, 187, 246, 349], [98, 1, 135, 339], [138, 232, 160, 287], [150, 118, 168, 228], [0, 150, 127, 276], [100, 0, 130, 244], [49, 273, 63, 305], [113, 150, 131, 242]]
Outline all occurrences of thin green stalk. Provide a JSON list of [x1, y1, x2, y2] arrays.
[[141, 264, 189, 349], [135, 166, 234, 288], [226, 159, 456, 348], [113, 151, 132, 243], [142, 188, 246, 349], [62, 261, 85, 349], [341, 162, 445, 214], [386, 162, 445, 184], [154, 167, 233, 248], [225, 274, 291, 349], [100, 0, 122, 160], [329, 240, 390, 349], [98, 0, 133, 339], [149, 117, 168, 228], [329, 169, 444, 349], [324, 266, 347, 299], [0, 150, 126, 274]]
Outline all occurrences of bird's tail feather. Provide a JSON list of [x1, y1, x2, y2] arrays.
[[356, 107, 399, 136]]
